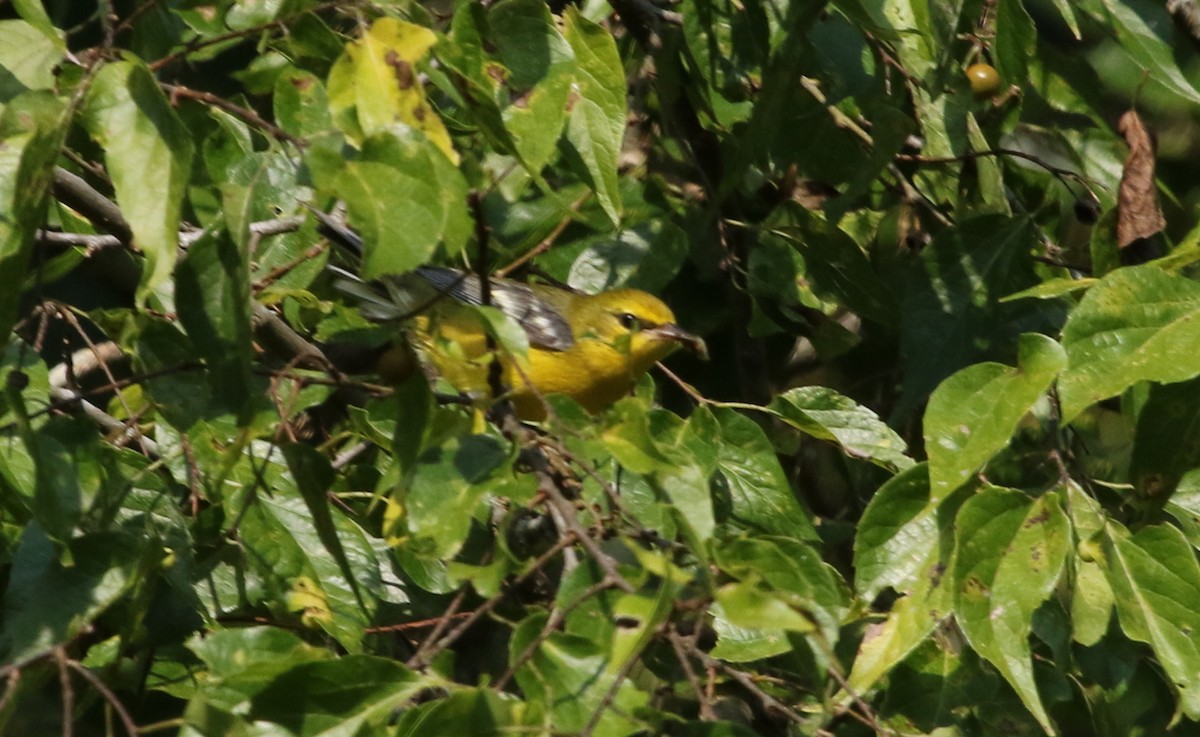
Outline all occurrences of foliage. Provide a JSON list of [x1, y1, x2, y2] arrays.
[[2, 0, 1200, 735]]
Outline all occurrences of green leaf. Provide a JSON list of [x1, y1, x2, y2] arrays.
[[438, 4, 518, 159], [219, 147, 302, 250], [240, 481, 382, 652], [851, 0, 942, 79], [391, 376, 435, 479], [1130, 377, 1200, 499], [185, 627, 334, 713], [1059, 266, 1200, 421], [657, 452, 716, 545], [882, 641, 997, 734], [0, 92, 65, 350], [283, 443, 367, 612], [1072, 555, 1114, 647], [225, 0, 284, 30], [561, 8, 626, 226], [770, 204, 900, 327], [676, 0, 761, 128], [604, 406, 716, 544], [237, 656, 428, 737], [964, 114, 1009, 216], [993, 0, 1036, 98], [953, 488, 1069, 733], [394, 689, 525, 737], [503, 69, 571, 177], [1044, 0, 1082, 39], [82, 59, 194, 303], [716, 536, 845, 642], [567, 220, 690, 294], [488, 0, 574, 176], [1001, 277, 1097, 302], [11, 1, 62, 45], [925, 333, 1066, 500], [846, 551, 952, 694], [510, 612, 649, 737], [715, 581, 816, 633], [174, 229, 253, 412], [25, 429, 83, 542], [488, 0, 573, 90], [899, 215, 1065, 415], [403, 434, 509, 560], [0, 19, 62, 100], [334, 129, 469, 279], [189, 626, 330, 680], [274, 68, 332, 139], [706, 407, 818, 540], [768, 386, 913, 471], [1104, 522, 1200, 717], [709, 611, 792, 662], [1066, 481, 1113, 646], [853, 464, 938, 599], [0, 527, 153, 664], [125, 315, 212, 431], [1098, 0, 1200, 106], [846, 464, 968, 694]]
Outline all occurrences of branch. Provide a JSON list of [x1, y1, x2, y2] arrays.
[[52, 168, 132, 243], [406, 532, 580, 670], [162, 84, 306, 148], [671, 631, 807, 724], [66, 660, 139, 737], [46, 341, 157, 456]]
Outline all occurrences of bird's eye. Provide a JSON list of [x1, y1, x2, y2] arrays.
[[617, 313, 641, 330]]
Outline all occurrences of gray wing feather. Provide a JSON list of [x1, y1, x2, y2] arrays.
[[318, 211, 574, 350], [416, 267, 575, 351]]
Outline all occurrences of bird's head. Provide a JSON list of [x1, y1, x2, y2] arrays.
[[581, 289, 708, 369]]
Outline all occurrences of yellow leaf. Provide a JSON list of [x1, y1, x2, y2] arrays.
[[328, 17, 459, 163], [286, 576, 333, 627]]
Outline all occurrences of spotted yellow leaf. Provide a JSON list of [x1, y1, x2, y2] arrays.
[[328, 17, 459, 163]]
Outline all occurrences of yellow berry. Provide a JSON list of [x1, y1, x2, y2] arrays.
[[966, 63, 1002, 99]]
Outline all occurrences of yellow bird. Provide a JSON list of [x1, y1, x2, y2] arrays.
[[317, 215, 706, 420]]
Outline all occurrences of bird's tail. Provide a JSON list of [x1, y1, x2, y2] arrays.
[[310, 206, 431, 322]]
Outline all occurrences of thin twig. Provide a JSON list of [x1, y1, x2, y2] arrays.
[[406, 587, 470, 668], [495, 577, 621, 690], [495, 192, 591, 278], [674, 633, 807, 723], [56, 648, 74, 737], [668, 626, 716, 720], [581, 621, 665, 737], [146, 1, 346, 72], [66, 660, 139, 737], [408, 532, 579, 670], [0, 667, 20, 715], [899, 146, 1102, 200], [161, 84, 306, 148]]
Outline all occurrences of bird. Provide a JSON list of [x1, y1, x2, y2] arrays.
[[313, 211, 707, 420]]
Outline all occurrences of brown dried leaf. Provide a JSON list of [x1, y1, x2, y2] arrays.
[[1116, 109, 1166, 249]]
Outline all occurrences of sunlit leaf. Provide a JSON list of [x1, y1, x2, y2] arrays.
[[925, 333, 1066, 500], [83, 60, 193, 303], [953, 487, 1069, 732], [769, 386, 913, 471], [1059, 266, 1200, 421], [1104, 522, 1200, 718]]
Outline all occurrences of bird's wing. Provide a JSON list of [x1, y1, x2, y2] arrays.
[[416, 267, 575, 352], [315, 208, 575, 351], [327, 266, 424, 322]]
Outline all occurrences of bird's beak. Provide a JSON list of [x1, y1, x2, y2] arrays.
[[647, 323, 709, 361]]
